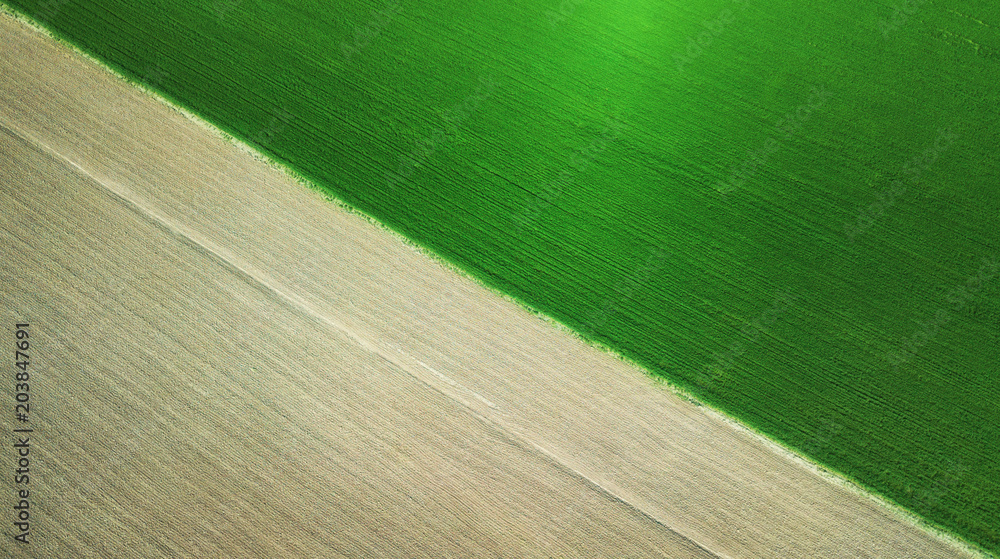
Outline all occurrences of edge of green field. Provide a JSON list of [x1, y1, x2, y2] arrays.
[[2, 2, 996, 557]]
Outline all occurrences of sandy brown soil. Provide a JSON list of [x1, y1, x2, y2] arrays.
[[0, 12, 979, 558]]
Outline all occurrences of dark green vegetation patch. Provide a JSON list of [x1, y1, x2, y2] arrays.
[[7, 0, 998, 553]]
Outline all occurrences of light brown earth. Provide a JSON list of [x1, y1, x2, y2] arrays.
[[0, 12, 980, 559]]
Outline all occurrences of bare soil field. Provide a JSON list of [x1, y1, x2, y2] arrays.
[[0, 13, 980, 558]]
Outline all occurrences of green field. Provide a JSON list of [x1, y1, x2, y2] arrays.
[[7, 0, 999, 552]]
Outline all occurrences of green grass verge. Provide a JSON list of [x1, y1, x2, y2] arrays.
[[5, 0, 998, 553]]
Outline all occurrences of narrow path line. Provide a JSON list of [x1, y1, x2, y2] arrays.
[[0, 120, 726, 559]]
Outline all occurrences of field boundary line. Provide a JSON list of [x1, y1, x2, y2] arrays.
[[0, 118, 727, 559], [0, 9, 991, 556]]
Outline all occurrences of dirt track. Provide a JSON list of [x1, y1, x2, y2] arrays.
[[0, 13, 979, 558]]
